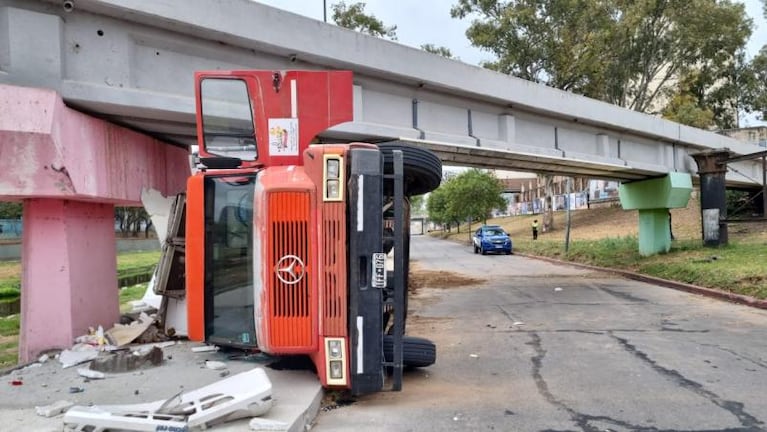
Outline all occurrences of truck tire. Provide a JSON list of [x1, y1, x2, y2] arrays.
[[377, 142, 442, 196], [383, 335, 436, 368]]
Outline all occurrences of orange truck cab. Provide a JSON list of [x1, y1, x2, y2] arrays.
[[184, 70, 440, 395]]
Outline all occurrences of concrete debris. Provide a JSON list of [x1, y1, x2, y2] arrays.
[[89, 346, 163, 373], [77, 368, 105, 380], [68, 387, 84, 394], [35, 400, 74, 418], [59, 347, 99, 369], [75, 325, 107, 347], [205, 360, 227, 370], [38, 354, 49, 363], [249, 417, 289, 431], [191, 345, 219, 353], [105, 312, 155, 347]]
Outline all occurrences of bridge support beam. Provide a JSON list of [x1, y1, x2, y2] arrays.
[[0, 84, 189, 362], [619, 173, 693, 256]]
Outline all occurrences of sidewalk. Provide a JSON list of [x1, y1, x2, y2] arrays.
[[0, 341, 322, 432]]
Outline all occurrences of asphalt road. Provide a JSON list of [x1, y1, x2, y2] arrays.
[[313, 235, 767, 432]]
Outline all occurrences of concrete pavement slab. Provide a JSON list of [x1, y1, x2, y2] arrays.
[[0, 341, 322, 432]]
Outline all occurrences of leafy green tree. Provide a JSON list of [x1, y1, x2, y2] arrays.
[[421, 44, 454, 58], [749, 47, 767, 120], [447, 169, 506, 228], [331, 1, 397, 40], [0, 202, 22, 219], [426, 183, 453, 229], [428, 169, 506, 233], [451, 0, 753, 119], [662, 73, 716, 128]]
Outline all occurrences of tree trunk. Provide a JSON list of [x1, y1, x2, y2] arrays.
[[539, 174, 555, 232]]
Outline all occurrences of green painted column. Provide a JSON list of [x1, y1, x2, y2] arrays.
[[619, 172, 693, 256], [637, 208, 672, 255]]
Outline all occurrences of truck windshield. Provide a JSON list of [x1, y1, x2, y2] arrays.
[[204, 173, 257, 347], [200, 78, 257, 160]]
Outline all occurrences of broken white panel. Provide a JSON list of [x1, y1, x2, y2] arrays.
[[164, 296, 188, 337], [140, 188, 175, 247], [63, 368, 273, 432]]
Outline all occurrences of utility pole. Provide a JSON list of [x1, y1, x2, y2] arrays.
[[565, 177, 572, 253], [323, 0, 327, 22]]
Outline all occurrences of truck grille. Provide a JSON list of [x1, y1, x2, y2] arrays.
[[267, 191, 313, 349], [322, 203, 347, 336]]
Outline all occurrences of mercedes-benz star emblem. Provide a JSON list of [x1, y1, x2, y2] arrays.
[[275, 254, 305, 285]]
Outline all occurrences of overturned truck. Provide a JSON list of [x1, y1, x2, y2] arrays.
[[165, 70, 441, 395]]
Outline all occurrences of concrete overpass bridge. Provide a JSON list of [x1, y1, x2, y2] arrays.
[[0, 0, 764, 361]]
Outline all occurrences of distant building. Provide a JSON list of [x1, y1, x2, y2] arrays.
[[719, 126, 767, 148]]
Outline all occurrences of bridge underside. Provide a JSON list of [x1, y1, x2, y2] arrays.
[[0, 0, 764, 185]]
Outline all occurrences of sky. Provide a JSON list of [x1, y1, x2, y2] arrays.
[[257, 0, 766, 126]]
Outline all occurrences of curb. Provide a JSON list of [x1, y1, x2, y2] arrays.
[[515, 252, 767, 310]]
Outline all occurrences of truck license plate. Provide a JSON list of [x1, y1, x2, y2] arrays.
[[372, 253, 386, 288]]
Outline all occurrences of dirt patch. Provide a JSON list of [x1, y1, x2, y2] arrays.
[[408, 266, 485, 293]]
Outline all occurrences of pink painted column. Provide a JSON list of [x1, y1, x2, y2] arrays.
[[0, 84, 190, 362], [20, 199, 118, 361]]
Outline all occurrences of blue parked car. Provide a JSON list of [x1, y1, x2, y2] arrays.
[[472, 225, 512, 255]]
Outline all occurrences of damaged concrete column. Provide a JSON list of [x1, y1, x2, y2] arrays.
[[0, 84, 190, 362], [691, 149, 730, 246], [20, 199, 118, 361]]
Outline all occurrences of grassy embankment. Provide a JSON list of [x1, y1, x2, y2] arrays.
[[436, 197, 767, 299], [0, 250, 160, 368]]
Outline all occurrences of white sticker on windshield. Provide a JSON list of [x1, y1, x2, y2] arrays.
[[268, 118, 299, 156]]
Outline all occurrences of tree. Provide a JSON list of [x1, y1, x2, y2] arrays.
[[421, 44, 454, 58], [427, 169, 506, 233], [451, 0, 753, 117], [662, 73, 716, 129], [331, 1, 397, 40], [0, 202, 22, 219], [115, 207, 153, 238], [749, 47, 767, 120]]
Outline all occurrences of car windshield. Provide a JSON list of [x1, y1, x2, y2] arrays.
[[483, 228, 505, 236]]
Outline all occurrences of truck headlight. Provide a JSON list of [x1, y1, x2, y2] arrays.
[[324, 337, 347, 386], [323, 155, 344, 201], [328, 339, 342, 358], [329, 360, 343, 379]]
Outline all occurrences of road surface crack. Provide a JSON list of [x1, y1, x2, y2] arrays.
[[611, 333, 764, 430]]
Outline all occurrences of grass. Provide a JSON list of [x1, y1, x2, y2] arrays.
[[436, 196, 767, 300], [0, 250, 160, 369]]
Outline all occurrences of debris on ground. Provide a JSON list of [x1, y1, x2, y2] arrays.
[[191, 345, 219, 353], [512, 321, 525, 326], [104, 312, 157, 347], [554, 287, 563, 292], [34, 400, 74, 418], [205, 360, 227, 370], [469, 354, 479, 358], [59, 347, 99, 369], [63, 368, 274, 432], [77, 368, 105, 380], [88, 346, 164, 373]]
